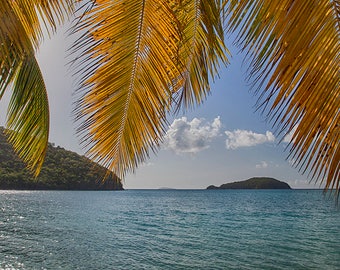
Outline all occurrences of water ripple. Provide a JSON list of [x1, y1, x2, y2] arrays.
[[0, 190, 339, 269]]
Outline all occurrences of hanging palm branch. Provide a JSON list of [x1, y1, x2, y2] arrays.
[[224, 0, 339, 194], [174, 0, 229, 109], [0, 0, 75, 176], [73, 0, 228, 178], [0, 1, 34, 96], [72, 0, 182, 178], [6, 54, 49, 176]]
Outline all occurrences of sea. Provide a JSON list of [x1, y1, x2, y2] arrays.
[[0, 189, 339, 270]]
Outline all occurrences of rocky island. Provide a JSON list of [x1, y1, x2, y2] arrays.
[[0, 127, 123, 190], [207, 177, 291, 190]]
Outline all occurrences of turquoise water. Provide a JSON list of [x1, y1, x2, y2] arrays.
[[0, 189, 339, 269]]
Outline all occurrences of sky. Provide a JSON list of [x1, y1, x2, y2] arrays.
[[0, 24, 321, 190]]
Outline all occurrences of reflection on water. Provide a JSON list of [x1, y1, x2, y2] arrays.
[[0, 190, 339, 269]]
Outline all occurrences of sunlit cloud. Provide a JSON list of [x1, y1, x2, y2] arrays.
[[164, 116, 221, 154], [225, 129, 275, 149], [256, 161, 269, 169]]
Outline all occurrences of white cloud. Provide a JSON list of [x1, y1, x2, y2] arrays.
[[256, 161, 269, 169], [225, 129, 275, 149], [283, 125, 298, 143], [164, 116, 222, 154]]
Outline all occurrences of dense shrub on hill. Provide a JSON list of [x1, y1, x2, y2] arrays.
[[207, 177, 291, 190], [0, 127, 123, 190]]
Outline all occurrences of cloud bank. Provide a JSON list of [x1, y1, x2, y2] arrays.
[[225, 129, 275, 149], [164, 116, 276, 154], [164, 116, 221, 154]]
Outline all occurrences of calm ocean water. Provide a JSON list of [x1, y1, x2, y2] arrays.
[[0, 189, 339, 269]]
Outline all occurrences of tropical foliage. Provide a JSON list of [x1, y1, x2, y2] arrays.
[[0, 127, 123, 190], [0, 1, 339, 195], [207, 177, 292, 190], [0, 0, 75, 175]]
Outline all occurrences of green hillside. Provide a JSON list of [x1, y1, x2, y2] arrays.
[[0, 127, 123, 190], [207, 177, 291, 190]]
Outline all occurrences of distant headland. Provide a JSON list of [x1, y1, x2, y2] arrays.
[[0, 127, 123, 190], [207, 177, 291, 190]]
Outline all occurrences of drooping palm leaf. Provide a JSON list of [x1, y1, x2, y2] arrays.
[[174, 0, 229, 109], [225, 0, 339, 194], [73, 0, 229, 178], [0, 1, 34, 96], [6, 54, 49, 176], [73, 0, 183, 177], [1, 0, 74, 55], [0, 0, 75, 176]]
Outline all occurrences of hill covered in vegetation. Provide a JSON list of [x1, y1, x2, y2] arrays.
[[207, 177, 291, 190], [0, 127, 123, 190]]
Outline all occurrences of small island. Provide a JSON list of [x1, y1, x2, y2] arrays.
[[207, 177, 291, 190], [0, 127, 123, 190]]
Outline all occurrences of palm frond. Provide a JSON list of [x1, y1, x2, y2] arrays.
[[73, 0, 183, 177], [1, 0, 75, 175], [1, 0, 75, 100], [2, 0, 74, 52], [0, 1, 33, 96], [73, 0, 229, 178], [175, 0, 229, 109], [1, 0, 75, 94], [6, 54, 49, 177], [225, 0, 339, 194]]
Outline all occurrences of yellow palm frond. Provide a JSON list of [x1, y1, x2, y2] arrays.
[[6, 54, 49, 176], [73, 0, 182, 177], [175, 0, 229, 109], [225, 0, 339, 193], [1, 0, 74, 53], [73, 0, 229, 178]]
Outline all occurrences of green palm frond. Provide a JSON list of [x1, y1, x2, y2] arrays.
[[6, 54, 49, 176], [175, 0, 229, 109], [1, 0, 74, 53], [0, 1, 34, 96], [0, 0, 75, 176], [225, 0, 339, 193]]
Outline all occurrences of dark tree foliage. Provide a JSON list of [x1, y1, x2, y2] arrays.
[[0, 127, 123, 190], [207, 177, 291, 190]]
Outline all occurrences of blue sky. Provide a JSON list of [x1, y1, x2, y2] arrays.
[[0, 25, 319, 190]]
